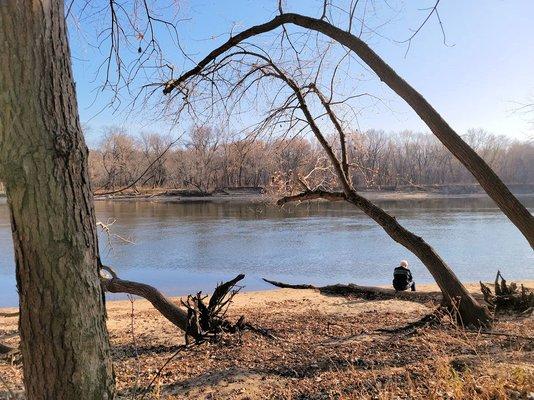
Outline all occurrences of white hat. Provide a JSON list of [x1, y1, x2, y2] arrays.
[[399, 260, 409, 268]]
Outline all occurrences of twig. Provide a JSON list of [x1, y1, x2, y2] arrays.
[[128, 295, 142, 394], [139, 344, 192, 399], [464, 329, 533, 341]]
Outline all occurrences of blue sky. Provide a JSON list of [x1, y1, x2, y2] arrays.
[[69, 0, 534, 146]]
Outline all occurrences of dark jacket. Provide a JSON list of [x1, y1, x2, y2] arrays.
[[393, 266, 413, 291]]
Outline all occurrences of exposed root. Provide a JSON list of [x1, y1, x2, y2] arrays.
[[376, 307, 447, 334], [181, 274, 275, 342], [480, 271, 533, 313], [101, 267, 273, 343]]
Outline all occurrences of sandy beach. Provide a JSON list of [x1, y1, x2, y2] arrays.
[[1, 281, 533, 399]]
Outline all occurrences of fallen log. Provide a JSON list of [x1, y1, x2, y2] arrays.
[[263, 278, 442, 304], [0, 312, 18, 317], [100, 265, 189, 331], [100, 265, 271, 342]]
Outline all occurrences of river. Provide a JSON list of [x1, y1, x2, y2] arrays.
[[0, 196, 532, 306]]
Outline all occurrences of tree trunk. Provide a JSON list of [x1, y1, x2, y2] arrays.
[[344, 190, 491, 326], [271, 66, 492, 327], [0, 1, 114, 399]]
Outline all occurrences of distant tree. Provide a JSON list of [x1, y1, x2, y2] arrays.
[[182, 126, 223, 193], [140, 132, 173, 187], [99, 129, 140, 190]]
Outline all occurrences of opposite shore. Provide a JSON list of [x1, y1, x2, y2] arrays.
[[91, 183, 534, 203], [2, 183, 534, 202]]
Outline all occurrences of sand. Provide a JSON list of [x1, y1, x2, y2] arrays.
[[1, 281, 533, 399]]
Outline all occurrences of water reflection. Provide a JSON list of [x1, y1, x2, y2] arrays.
[[0, 196, 532, 306]]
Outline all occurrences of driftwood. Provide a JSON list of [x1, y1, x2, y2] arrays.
[[480, 271, 533, 313], [263, 278, 442, 305], [100, 266, 271, 342]]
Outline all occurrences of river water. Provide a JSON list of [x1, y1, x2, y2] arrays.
[[0, 196, 532, 306]]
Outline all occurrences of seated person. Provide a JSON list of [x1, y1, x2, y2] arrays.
[[393, 260, 416, 291]]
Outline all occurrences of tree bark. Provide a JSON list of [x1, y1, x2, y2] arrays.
[[0, 1, 114, 398], [165, 12, 534, 248]]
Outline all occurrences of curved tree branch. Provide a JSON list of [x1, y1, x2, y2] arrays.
[[164, 12, 534, 248], [100, 266, 189, 331], [220, 54, 493, 327]]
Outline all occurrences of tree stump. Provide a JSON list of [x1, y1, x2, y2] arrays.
[[480, 271, 533, 313]]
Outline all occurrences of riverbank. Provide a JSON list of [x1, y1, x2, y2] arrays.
[[3, 184, 533, 203], [1, 281, 532, 399], [92, 184, 534, 203]]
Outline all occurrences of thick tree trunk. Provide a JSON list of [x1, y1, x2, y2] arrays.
[[344, 191, 491, 326], [269, 66, 492, 327], [166, 12, 534, 248], [0, 1, 114, 399]]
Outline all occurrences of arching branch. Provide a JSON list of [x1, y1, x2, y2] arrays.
[[163, 12, 534, 248]]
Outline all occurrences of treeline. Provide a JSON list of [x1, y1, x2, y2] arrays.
[[88, 127, 534, 193]]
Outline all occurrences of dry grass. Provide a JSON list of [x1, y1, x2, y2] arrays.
[[1, 287, 533, 399]]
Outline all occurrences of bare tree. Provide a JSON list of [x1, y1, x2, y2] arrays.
[[98, 129, 141, 190], [86, 128, 533, 192], [182, 126, 224, 193], [160, 42, 492, 326], [160, 6, 534, 248], [140, 132, 173, 187]]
